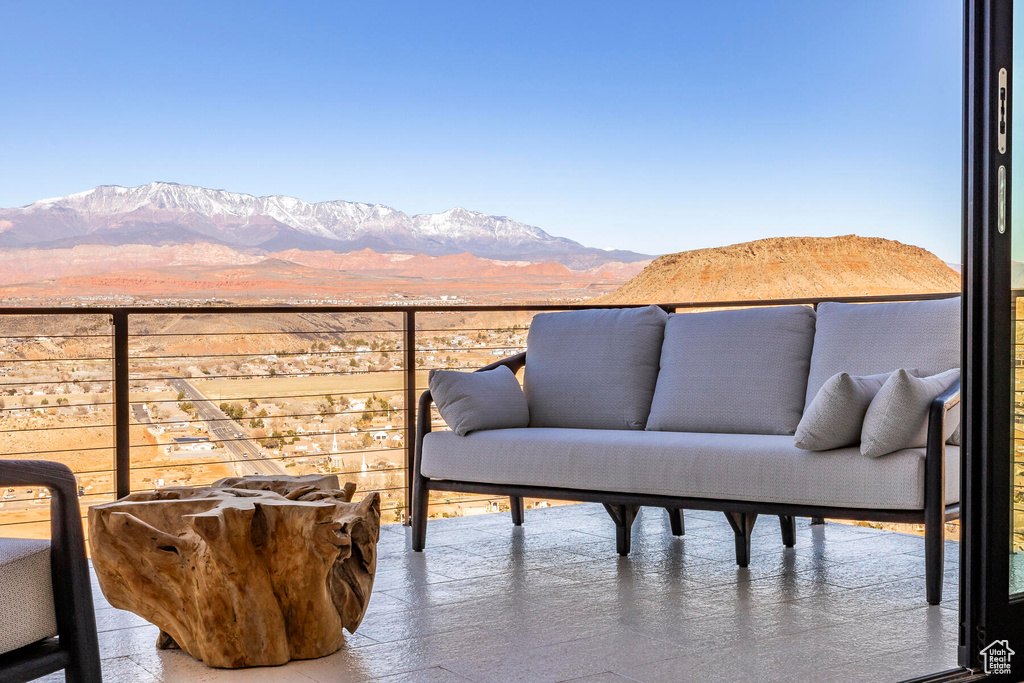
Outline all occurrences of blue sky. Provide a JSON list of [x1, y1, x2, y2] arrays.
[[0, 1, 963, 260]]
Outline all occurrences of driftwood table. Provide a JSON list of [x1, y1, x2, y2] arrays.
[[88, 474, 380, 668]]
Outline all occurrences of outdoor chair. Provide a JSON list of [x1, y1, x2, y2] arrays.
[[0, 460, 101, 682]]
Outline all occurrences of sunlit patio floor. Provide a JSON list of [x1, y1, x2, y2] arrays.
[[48, 503, 959, 682]]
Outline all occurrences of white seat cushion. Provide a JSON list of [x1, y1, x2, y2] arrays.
[[0, 538, 57, 654], [421, 428, 960, 510]]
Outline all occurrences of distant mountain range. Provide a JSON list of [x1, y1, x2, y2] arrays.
[[0, 182, 649, 268]]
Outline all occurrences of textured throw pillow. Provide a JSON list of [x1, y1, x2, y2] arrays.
[[794, 371, 900, 451], [860, 368, 961, 458], [524, 305, 668, 430], [646, 305, 816, 435], [429, 365, 529, 436]]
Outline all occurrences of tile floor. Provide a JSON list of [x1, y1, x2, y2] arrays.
[[45, 504, 960, 682]]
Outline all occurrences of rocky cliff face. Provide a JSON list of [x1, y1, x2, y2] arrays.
[[599, 235, 960, 304]]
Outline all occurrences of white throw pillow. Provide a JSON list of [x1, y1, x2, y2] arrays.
[[429, 366, 530, 436], [794, 371, 898, 451], [860, 369, 961, 458]]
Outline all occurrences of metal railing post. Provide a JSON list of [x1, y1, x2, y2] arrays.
[[112, 310, 131, 499], [403, 308, 416, 525]]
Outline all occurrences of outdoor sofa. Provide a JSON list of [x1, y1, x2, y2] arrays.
[[411, 297, 961, 605]]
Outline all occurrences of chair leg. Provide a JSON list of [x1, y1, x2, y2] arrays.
[[603, 503, 640, 556], [510, 495, 525, 526], [779, 515, 796, 548], [666, 507, 685, 536], [724, 511, 758, 567], [411, 476, 429, 552], [925, 515, 944, 605], [810, 516, 826, 525]]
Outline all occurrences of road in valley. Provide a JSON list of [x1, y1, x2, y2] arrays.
[[169, 378, 289, 477]]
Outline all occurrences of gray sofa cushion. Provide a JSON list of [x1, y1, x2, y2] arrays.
[[646, 306, 816, 435], [429, 366, 530, 436], [524, 306, 668, 430], [421, 428, 960, 510], [794, 370, 900, 451], [805, 297, 961, 408], [0, 538, 57, 655], [861, 368, 961, 458]]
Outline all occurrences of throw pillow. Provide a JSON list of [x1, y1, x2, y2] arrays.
[[860, 369, 961, 458], [429, 365, 530, 436], [794, 370, 898, 451]]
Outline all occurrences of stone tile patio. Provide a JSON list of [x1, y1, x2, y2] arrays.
[[45, 503, 960, 682]]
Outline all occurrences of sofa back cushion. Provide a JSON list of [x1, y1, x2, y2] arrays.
[[805, 297, 961, 408], [524, 305, 668, 430], [646, 305, 817, 435]]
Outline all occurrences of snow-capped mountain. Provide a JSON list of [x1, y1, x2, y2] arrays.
[[0, 183, 648, 266]]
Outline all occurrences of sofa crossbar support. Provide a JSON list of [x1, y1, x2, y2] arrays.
[[418, 478, 952, 524]]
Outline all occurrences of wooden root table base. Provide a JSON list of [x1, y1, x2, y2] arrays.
[[88, 474, 380, 668]]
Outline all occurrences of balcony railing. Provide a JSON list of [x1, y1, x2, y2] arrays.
[[0, 292, 959, 537]]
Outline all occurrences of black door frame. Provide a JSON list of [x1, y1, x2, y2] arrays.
[[961, 0, 1024, 680]]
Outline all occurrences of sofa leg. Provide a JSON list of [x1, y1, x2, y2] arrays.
[[810, 516, 826, 526], [779, 515, 796, 548], [603, 504, 640, 556], [925, 516, 944, 605], [666, 507, 685, 536], [411, 477, 428, 552], [724, 512, 758, 567], [510, 496, 525, 526]]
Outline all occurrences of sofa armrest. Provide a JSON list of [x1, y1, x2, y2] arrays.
[[924, 378, 960, 513], [476, 351, 526, 375], [0, 461, 100, 678], [935, 381, 961, 414]]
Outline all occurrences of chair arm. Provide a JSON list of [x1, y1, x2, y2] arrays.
[[475, 351, 527, 374], [0, 461, 83, 541]]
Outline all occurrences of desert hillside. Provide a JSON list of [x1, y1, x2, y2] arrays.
[[599, 235, 960, 304]]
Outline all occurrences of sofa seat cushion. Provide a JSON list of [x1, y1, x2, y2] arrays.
[[524, 306, 668, 430], [0, 538, 57, 655], [805, 298, 961, 408], [421, 428, 960, 510], [646, 306, 816, 435]]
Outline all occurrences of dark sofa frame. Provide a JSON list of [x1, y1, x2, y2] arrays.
[[0, 461, 101, 683], [411, 352, 962, 605]]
